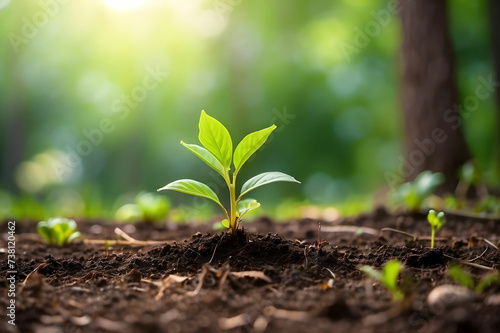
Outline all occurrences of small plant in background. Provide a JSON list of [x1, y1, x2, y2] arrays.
[[359, 259, 404, 301], [136, 192, 170, 222], [448, 265, 500, 293], [392, 171, 444, 212], [456, 160, 481, 199], [427, 209, 445, 248], [474, 195, 500, 216], [157, 110, 300, 234], [443, 194, 466, 210], [37, 217, 81, 246], [115, 192, 170, 223]]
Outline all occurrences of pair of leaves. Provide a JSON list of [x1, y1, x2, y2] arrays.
[[393, 171, 444, 211], [184, 110, 276, 177], [157, 172, 299, 209], [427, 209, 445, 230], [359, 259, 404, 300], [37, 217, 81, 246]]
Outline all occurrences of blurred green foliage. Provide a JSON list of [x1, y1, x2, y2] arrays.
[[115, 192, 170, 222], [0, 0, 498, 221]]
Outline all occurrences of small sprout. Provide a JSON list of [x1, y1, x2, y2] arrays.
[[459, 161, 480, 187], [135, 192, 170, 222], [392, 171, 444, 212], [115, 192, 170, 223], [37, 217, 81, 246], [359, 259, 404, 301], [104, 240, 110, 255], [447, 265, 474, 289], [443, 194, 465, 210], [157, 110, 300, 234], [427, 209, 445, 248], [448, 265, 500, 293]]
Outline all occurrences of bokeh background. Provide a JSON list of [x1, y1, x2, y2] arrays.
[[0, 0, 497, 221]]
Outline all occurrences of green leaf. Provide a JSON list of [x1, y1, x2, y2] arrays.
[[428, 210, 445, 230], [448, 265, 474, 290], [476, 272, 500, 293], [414, 171, 444, 198], [460, 161, 480, 185], [67, 231, 81, 244], [381, 259, 402, 291], [37, 222, 54, 244], [427, 209, 437, 223], [237, 199, 260, 214], [359, 265, 383, 281], [237, 199, 261, 218], [198, 110, 233, 169], [221, 219, 229, 228], [233, 124, 276, 173], [37, 218, 80, 246], [181, 141, 227, 180], [360, 259, 403, 300], [239, 172, 300, 198], [157, 179, 221, 206]]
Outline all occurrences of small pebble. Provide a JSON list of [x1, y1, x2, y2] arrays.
[[485, 294, 500, 306], [426, 284, 475, 312]]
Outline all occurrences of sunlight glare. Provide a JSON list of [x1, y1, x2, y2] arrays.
[[0, 0, 10, 10]]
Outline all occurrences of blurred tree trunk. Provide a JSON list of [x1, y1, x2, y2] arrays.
[[488, 0, 500, 176], [399, 0, 471, 191]]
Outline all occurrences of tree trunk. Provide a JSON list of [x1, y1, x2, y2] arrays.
[[487, 0, 500, 177], [399, 0, 471, 191]]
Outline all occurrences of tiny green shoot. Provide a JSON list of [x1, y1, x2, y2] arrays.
[[135, 192, 170, 222], [359, 259, 404, 301], [115, 192, 170, 223], [157, 110, 300, 234], [105, 240, 110, 255], [427, 209, 445, 248], [37, 217, 81, 246], [392, 171, 444, 212], [448, 265, 500, 293]]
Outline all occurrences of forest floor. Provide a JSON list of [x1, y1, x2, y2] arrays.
[[1, 208, 500, 333]]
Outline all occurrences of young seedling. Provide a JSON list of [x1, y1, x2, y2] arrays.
[[359, 259, 404, 301], [392, 171, 444, 212], [427, 209, 445, 248], [37, 217, 81, 246], [158, 110, 300, 234], [115, 192, 170, 223], [448, 265, 500, 293]]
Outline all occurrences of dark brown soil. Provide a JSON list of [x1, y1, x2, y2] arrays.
[[1, 208, 500, 333]]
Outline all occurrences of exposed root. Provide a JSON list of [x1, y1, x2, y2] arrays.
[[443, 254, 495, 271], [321, 225, 379, 236], [84, 227, 174, 247], [380, 228, 416, 240]]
